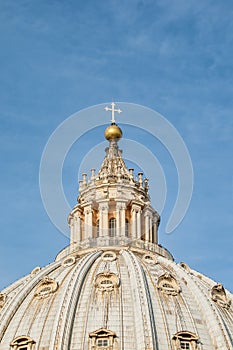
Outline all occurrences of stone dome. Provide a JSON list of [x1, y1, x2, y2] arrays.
[[0, 117, 232, 350], [0, 247, 232, 349]]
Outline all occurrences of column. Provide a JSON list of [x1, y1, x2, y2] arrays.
[[84, 205, 92, 239], [74, 215, 81, 242], [153, 215, 159, 244], [120, 203, 126, 236], [99, 206, 103, 237], [136, 209, 141, 239], [149, 216, 152, 242], [69, 210, 82, 245], [145, 214, 150, 242], [116, 203, 121, 237], [99, 202, 109, 237], [70, 217, 74, 245], [131, 208, 137, 239]]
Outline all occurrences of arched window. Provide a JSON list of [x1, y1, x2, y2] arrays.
[[125, 218, 129, 237], [96, 220, 100, 238], [109, 218, 116, 237]]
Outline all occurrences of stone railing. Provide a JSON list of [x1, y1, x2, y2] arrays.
[[56, 237, 173, 261]]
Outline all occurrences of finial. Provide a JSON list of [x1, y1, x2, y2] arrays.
[[104, 102, 123, 141], [104, 102, 122, 124]]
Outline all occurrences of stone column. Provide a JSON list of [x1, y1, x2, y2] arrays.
[[70, 217, 74, 245], [120, 203, 126, 236], [99, 202, 109, 237], [84, 205, 92, 239], [116, 203, 121, 237], [74, 215, 81, 242], [152, 214, 159, 244], [131, 208, 137, 239], [149, 216, 152, 242], [99, 206, 103, 237], [145, 213, 150, 242], [136, 209, 141, 239], [69, 210, 82, 246]]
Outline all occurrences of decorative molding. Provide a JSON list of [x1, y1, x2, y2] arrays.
[[10, 335, 36, 350], [94, 270, 119, 292], [34, 276, 58, 299], [0, 293, 6, 308], [30, 266, 41, 277], [157, 273, 181, 296], [101, 251, 117, 262], [211, 283, 231, 309], [142, 253, 157, 265], [179, 261, 191, 273], [62, 255, 76, 267]]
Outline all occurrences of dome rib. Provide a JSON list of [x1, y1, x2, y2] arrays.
[[141, 259, 173, 349], [122, 250, 157, 349], [49, 251, 101, 350], [0, 261, 60, 344], [159, 256, 232, 349]]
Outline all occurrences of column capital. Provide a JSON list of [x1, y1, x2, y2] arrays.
[[98, 201, 109, 211], [144, 206, 154, 217], [83, 204, 92, 214], [116, 200, 127, 210], [131, 203, 141, 212]]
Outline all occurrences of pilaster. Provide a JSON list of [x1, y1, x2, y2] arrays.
[[131, 203, 142, 240], [84, 204, 93, 239], [98, 201, 109, 237]]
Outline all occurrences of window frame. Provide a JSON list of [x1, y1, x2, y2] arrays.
[[97, 338, 109, 347], [109, 217, 116, 237]]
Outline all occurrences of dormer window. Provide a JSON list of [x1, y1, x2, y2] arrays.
[[10, 336, 36, 350], [89, 328, 117, 350], [172, 331, 199, 350], [109, 218, 116, 237]]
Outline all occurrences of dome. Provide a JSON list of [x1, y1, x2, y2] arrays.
[[0, 247, 232, 349], [104, 123, 122, 140], [0, 106, 232, 349]]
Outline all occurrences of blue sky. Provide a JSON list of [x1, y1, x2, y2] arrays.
[[0, 0, 232, 291]]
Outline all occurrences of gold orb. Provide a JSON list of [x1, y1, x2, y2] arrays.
[[104, 124, 122, 141]]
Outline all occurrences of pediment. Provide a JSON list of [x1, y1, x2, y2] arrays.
[[89, 328, 116, 337]]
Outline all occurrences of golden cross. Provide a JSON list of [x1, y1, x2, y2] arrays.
[[104, 102, 122, 123]]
